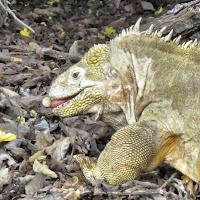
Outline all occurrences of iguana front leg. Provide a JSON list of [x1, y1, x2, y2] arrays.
[[74, 124, 157, 185]]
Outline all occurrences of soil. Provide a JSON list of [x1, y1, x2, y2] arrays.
[[0, 0, 200, 199]]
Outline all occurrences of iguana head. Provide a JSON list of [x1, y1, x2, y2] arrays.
[[42, 18, 160, 123], [43, 44, 120, 118]]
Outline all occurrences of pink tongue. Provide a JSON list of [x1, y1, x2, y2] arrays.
[[51, 98, 68, 108]]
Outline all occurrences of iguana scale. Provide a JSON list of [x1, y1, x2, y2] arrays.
[[43, 18, 200, 185]]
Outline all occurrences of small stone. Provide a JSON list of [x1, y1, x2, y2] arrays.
[[83, 18, 93, 25], [107, 17, 126, 28], [140, 1, 155, 11], [42, 97, 51, 107], [124, 4, 132, 12]]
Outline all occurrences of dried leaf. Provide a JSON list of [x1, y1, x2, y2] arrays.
[[19, 160, 31, 173], [17, 95, 44, 109], [20, 28, 31, 37], [5, 138, 28, 160], [62, 188, 81, 200], [35, 133, 54, 149], [155, 7, 163, 15], [60, 123, 89, 139], [0, 63, 3, 76], [29, 150, 45, 162], [69, 41, 79, 57], [29, 42, 40, 49], [57, 27, 65, 37], [41, 22, 47, 26], [33, 159, 57, 178], [107, 18, 126, 28], [46, 137, 74, 161], [104, 26, 116, 34], [30, 109, 37, 117], [47, 0, 60, 6], [18, 175, 34, 185], [17, 116, 25, 125], [25, 173, 46, 196], [97, 33, 105, 39], [63, 176, 79, 188], [0, 150, 16, 166], [2, 66, 17, 75], [1, 87, 19, 97], [0, 130, 17, 142], [34, 119, 50, 134], [0, 167, 13, 190], [186, 179, 195, 198]]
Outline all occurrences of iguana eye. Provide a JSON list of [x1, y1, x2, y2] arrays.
[[72, 71, 80, 79]]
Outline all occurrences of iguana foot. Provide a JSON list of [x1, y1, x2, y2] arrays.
[[74, 124, 157, 185], [73, 154, 103, 184]]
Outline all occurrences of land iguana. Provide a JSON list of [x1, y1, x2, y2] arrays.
[[43, 18, 200, 185]]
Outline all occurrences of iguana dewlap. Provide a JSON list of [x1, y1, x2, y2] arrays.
[[43, 18, 200, 185]]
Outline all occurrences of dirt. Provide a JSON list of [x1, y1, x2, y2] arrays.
[[0, 0, 200, 199]]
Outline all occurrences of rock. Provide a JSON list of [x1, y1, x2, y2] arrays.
[[140, 1, 155, 11], [107, 18, 126, 28], [124, 4, 132, 12]]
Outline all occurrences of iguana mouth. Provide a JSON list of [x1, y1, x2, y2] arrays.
[[51, 91, 81, 108]]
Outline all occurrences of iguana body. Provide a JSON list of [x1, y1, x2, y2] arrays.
[[43, 18, 200, 185]]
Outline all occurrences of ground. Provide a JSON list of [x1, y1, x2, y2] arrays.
[[0, 0, 200, 199]]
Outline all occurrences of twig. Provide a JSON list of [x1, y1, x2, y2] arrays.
[[0, 44, 81, 62], [160, 172, 178, 189], [35, 47, 81, 61], [0, 45, 23, 51], [108, 189, 161, 196], [0, 0, 35, 33], [0, 52, 23, 63], [164, 191, 181, 199], [122, 180, 158, 189]]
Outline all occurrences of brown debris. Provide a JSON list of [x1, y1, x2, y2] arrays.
[[1, 0, 200, 199], [25, 173, 46, 196]]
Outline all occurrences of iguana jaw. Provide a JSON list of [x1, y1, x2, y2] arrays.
[[50, 90, 83, 108], [48, 86, 104, 117]]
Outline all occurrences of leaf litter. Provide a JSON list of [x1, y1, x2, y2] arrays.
[[1, 0, 200, 199]]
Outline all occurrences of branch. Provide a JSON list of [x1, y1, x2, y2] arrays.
[[107, 189, 161, 196], [0, 0, 35, 33], [160, 172, 178, 189]]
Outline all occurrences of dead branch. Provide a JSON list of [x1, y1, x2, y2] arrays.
[[160, 172, 178, 189], [122, 180, 158, 189], [34, 47, 81, 62], [0, 53, 22, 63], [107, 189, 161, 196], [0, 0, 35, 33], [0, 44, 81, 62]]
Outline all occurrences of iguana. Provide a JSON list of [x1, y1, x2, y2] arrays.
[[43, 18, 200, 185]]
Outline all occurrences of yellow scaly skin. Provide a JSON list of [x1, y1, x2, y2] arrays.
[[44, 18, 200, 185], [49, 44, 109, 117]]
